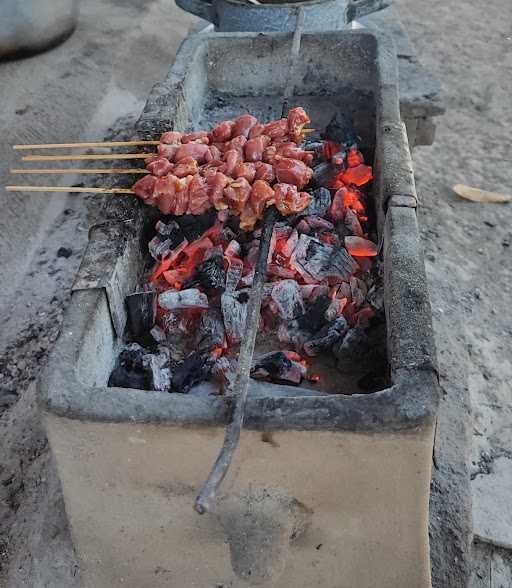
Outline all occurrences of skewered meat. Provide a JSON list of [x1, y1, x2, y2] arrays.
[[264, 118, 289, 141], [158, 143, 178, 161], [254, 161, 275, 183], [250, 180, 275, 216], [233, 162, 256, 183], [210, 120, 234, 143], [188, 175, 210, 215], [222, 149, 243, 176], [175, 143, 210, 164], [274, 156, 313, 189], [173, 156, 199, 178], [174, 178, 191, 215], [182, 131, 210, 144], [232, 114, 258, 138], [248, 123, 265, 138], [145, 157, 173, 177], [245, 135, 271, 162], [205, 171, 230, 210], [226, 135, 247, 155], [275, 142, 313, 164], [224, 177, 251, 215], [287, 107, 310, 142], [154, 175, 177, 214], [262, 145, 277, 163], [208, 145, 222, 161], [160, 131, 182, 144], [133, 174, 157, 205], [274, 183, 311, 216]]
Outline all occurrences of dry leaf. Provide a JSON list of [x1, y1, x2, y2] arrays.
[[453, 183, 511, 203]]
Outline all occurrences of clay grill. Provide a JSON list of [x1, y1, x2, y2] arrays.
[[40, 30, 440, 588]]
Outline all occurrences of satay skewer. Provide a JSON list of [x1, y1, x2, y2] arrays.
[[5, 185, 134, 194], [13, 140, 160, 150], [20, 153, 152, 162], [10, 168, 149, 175]]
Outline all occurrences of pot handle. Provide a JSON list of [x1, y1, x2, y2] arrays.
[[347, 0, 390, 20], [175, 0, 217, 24]]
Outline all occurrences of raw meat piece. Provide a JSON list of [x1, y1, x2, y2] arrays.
[[145, 157, 173, 177], [173, 178, 192, 216], [210, 120, 235, 143], [275, 142, 313, 164], [133, 175, 157, 204], [154, 175, 177, 214], [226, 135, 247, 155], [248, 123, 265, 138], [239, 205, 259, 232], [264, 119, 289, 141], [157, 143, 178, 161], [175, 143, 210, 163], [274, 183, 312, 216], [188, 175, 210, 215], [250, 180, 275, 216], [233, 162, 256, 183], [208, 145, 222, 161], [173, 156, 199, 178], [181, 131, 210, 144], [205, 171, 230, 210], [274, 156, 313, 189], [262, 145, 277, 163], [287, 107, 310, 142], [222, 149, 242, 176], [254, 161, 275, 183], [244, 135, 271, 162], [232, 114, 258, 138], [160, 131, 182, 144], [223, 177, 251, 215]]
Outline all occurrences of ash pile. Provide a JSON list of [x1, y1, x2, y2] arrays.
[[109, 112, 388, 396]]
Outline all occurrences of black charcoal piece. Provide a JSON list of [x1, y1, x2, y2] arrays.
[[290, 234, 357, 282], [158, 289, 209, 311], [297, 295, 331, 333], [312, 160, 345, 188], [333, 327, 371, 372], [171, 352, 213, 393], [251, 351, 305, 385], [185, 254, 225, 291], [125, 291, 157, 339], [225, 259, 243, 292], [303, 317, 349, 356], [175, 209, 217, 242], [221, 289, 249, 343], [324, 112, 359, 147], [270, 279, 305, 320], [196, 309, 226, 353], [108, 344, 153, 391]]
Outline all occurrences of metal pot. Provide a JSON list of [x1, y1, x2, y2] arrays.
[[0, 0, 79, 59], [174, 0, 388, 32]]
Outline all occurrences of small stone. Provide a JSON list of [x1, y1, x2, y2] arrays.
[[56, 247, 73, 258], [477, 248, 484, 255], [502, 236, 511, 248], [484, 220, 496, 228]]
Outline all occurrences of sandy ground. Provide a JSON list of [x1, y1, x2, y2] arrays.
[[0, 0, 511, 586]]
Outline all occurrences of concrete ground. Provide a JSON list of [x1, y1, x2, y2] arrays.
[[0, 0, 511, 586]]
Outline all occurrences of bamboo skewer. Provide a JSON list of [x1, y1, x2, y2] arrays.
[[13, 140, 160, 150], [10, 168, 149, 175], [21, 153, 153, 162], [5, 185, 134, 194]]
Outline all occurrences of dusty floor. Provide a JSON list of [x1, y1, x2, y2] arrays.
[[0, 0, 511, 586]]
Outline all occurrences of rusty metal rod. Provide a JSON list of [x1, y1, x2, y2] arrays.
[[194, 206, 277, 514]]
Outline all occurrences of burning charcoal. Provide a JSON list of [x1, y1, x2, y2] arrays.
[[269, 280, 305, 320], [325, 297, 347, 322], [170, 352, 214, 393], [212, 356, 237, 391], [125, 291, 157, 339], [225, 258, 243, 292], [108, 343, 153, 391], [344, 209, 364, 237], [303, 317, 348, 357], [175, 209, 217, 242], [251, 351, 306, 385], [221, 289, 249, 343], [302, 187, 332, 217], [149, 237, 171, 260], [196, 309, 226, 353], [150, 220, 186, 260], [303, 215, 334, 232], [158, 288, 209, 311], [185, 253, 225, 291], [297, 294, 331, 332], [290, 234, 357, 282], [324, 112, 359, 147], [350, 276, 367, 307], [143, 347, 172, 392], [312, 160, 344, 188], [225, 239, 241, 258]]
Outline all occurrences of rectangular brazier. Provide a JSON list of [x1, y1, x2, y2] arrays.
[[40, 31, 439, 588]]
